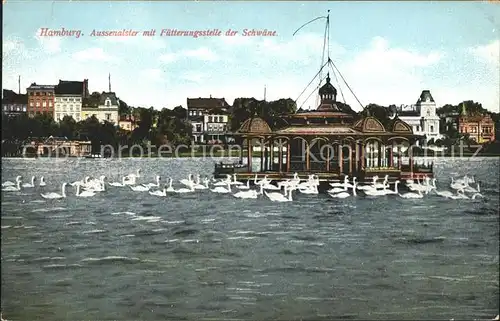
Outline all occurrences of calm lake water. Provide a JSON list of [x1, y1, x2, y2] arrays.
[[1, 157, 499, 320]]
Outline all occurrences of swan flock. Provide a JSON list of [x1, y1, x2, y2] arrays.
[[1, 172, 486, 203]]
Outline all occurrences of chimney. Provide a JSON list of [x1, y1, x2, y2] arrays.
[[83, 79, 89, 98], [18, 75, 21, 94]]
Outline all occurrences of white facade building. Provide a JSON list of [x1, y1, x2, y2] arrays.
[[186, 96, 230, 144], [54, 80, 88, 122], [81, 92, 120, 125], [203, 114, 229, 143], [397, 90, 443, 143]]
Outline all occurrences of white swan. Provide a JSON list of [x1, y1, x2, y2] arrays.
[[127, 169, 142, 178], [123, 175, 136, 185], [399, 189, 423, 199], [330, 181, 357, 199], [233, 188, 259, 199], [83, 176, 106, 192], [210, 182, 231, 194], [109, 177, 127, 187], [149, 188, 167, 197], [434, 189, 456, 198], [41, 183, 67, 199], [213, 175, 231, 186], [175, 182, 196, 193], [449, 189, 469, 200], [471, 192, 484, 199], [75, 183, 96, 197], [22, 176, 36, 188], [231, 173, 244, 185], [179, 174, 195, 187], [265, 185, 293, 202], [236, 180, 250, 190], [193, 175, 209, 190], [39, 176, 46, 187], [142, 175, 161, 188], [71, 176, 90, 187], [166, 178, 175, 193], [130, 184, 150, 192], [2, 177, 22, 192], [329, 175, 349, 188], [2, 176, 21, 187], [298, 182, 319, 194], [382, 180, 400, 195]]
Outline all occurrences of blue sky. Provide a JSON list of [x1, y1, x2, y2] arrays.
[[3, 1, 499, 112]]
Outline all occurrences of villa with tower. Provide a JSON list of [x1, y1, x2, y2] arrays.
[[396, 90, 443, 144]]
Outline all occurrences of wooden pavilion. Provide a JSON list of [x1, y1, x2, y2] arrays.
[[214, 74, 433, 184]]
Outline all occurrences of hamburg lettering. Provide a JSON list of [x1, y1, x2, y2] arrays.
[[39, 27, 82, 38]]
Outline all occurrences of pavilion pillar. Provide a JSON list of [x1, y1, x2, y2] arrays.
[[326, 144, 330, 172], [339, 144, 343, 174], [361, 143, 365, 169], [260, 138, 264, 172], [377, 143, 382, 168], [269, 139, 274, 171], [409, 155, 414, 177], [398, 145, 402, 170], [389, 143, 394, 167], [278, 139, 283, 172], [306, 141, 310, 171], [349, 142, 353, 174], [247, 137, 252, 172], [286, 141, 291, 172]]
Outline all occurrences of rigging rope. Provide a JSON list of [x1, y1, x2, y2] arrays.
[[328, 59, 346, 104], [300, 74, 328, 110], [330, 60, 364, 110], [317, 18, 328, 109], [294, 60, 329, 104]]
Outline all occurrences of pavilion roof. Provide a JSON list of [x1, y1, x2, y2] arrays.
[[274, 126, 361, 135]]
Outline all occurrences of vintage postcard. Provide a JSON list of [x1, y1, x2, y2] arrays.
[[2, 1, 499, 320]]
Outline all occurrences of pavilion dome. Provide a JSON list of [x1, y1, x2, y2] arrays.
[[317, 73, 339, 111], [237, 117, 272, 134], [353, 116, 386, 133], [318, 73, 337, 97]]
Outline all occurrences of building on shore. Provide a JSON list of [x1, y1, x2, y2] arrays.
[[2, 89, 27, 117], [26, 83, 55, 117], [23, 136, 92, 157], [187, 96, 230, 144], [458, 103, 496, 144], [81, 92, 120, 124], [215, 73, 433, 183], [397, 90, 443, 143], [54, 79, 88, 122], [118, 114, 138, 131]]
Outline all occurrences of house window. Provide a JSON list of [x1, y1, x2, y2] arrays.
[[430, 125, 434, 132], [208, 116, 212, 122], [36, 101, 40, 107], [48, 101, 52, 107], [30, 102, 34, 107], [105, 113, 111, 121], [105, 99, 111, 107], [42, 101, 47, 107]]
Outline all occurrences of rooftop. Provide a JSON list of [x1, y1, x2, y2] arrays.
[[187, 97, 230, 110], [55, 80, 84, 95]]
